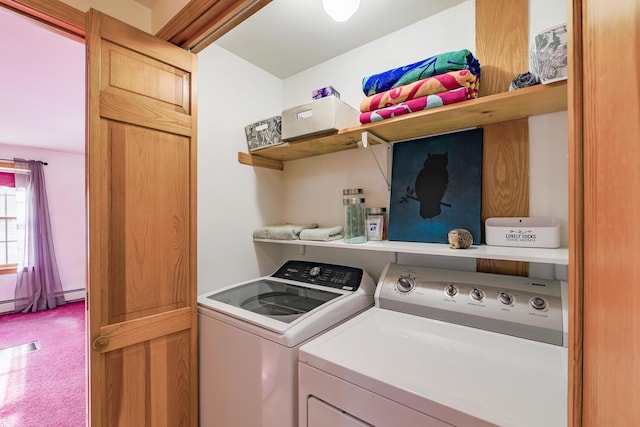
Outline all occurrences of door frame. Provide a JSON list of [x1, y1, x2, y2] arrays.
[[567, 1, 584, 426], [0, 0, 271, 50], [0, 1, 586, 426]]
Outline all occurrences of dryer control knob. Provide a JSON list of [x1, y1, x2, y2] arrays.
[[499, 292, 514, 305], [470, 288, 485, 301], [396, 277, 415, 293], [444, 284, 458, 297], [531, 297, 547, 310]]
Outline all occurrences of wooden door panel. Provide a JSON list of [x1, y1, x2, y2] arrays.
[[103, 330, 192, 426], [101, 41, 191, 115], [99, 13, 194, 67], [105, 343, 148, 426], [151, 331, 193, 425], [104, 42, 191, 113], [87, 9, 197, 426], [109, 122, 190, 322], [96, 17, 193, 136]]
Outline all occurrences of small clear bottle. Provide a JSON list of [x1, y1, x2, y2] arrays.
[[366, 207, 387, 241], [343, 189, 367, 244]]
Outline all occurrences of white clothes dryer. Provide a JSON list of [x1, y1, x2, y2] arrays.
[[198, 260, 375, 427], [299, 263, 569, 427]]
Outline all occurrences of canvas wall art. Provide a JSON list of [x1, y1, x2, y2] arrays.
[[388, 128, 483, 244]]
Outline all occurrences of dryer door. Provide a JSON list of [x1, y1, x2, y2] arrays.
[[308, 397, 370, 427]]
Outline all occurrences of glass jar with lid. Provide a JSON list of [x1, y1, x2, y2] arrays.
[[343, 188, 366, 244]]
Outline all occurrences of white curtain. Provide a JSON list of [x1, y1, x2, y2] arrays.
[[13, 159, 65, 312]]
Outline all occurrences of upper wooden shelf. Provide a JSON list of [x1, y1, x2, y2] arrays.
[[238, 81, 568, 169]]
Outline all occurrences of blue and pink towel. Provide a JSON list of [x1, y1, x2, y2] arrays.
[[359, 49, 480, 123], [359, 87, 472, 124], [359, 70, 479, 113]]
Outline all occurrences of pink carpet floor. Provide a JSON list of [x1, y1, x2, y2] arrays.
[[0, 301, 86, 427]]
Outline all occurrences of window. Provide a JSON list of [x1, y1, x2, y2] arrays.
[[0, 162, 25, 275], [0, 186, 17, 273]]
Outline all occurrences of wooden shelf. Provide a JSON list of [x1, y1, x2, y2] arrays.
[[254, 238, 569, 265], [238, 81, 568, 169]]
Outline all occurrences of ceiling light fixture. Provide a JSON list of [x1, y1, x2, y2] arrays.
[[322, 0, 360, 22]]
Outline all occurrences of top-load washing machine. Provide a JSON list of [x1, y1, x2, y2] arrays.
[[197, 259, 375, 427], [299, 263, 569, 427]]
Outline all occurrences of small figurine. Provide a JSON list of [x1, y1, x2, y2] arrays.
[[448, 228, 473, 249]]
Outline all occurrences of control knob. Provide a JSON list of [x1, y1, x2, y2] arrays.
[[499, 292, 514, 305], [530, 297, 547, 310], [309, 266, 321, 277], [396, 276, 415, 293], [470, 288, 485, 301], [444, 284, 458, 297]]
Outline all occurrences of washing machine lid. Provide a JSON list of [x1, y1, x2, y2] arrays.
[[197, 260, 376, 346], [204, 279, 342, 323], [198, 276, 355, 336]]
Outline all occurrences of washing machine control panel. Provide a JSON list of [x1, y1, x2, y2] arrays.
[[272, 260, 364, 291], [377, 263, 566, 346]]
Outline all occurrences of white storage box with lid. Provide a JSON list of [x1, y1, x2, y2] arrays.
[[485, 216, 561, 248], [281, 96, 359, 142]]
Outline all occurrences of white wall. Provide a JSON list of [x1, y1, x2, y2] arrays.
[[530, 0, 568, 39], [197, 45, 284, 293], [198, 0, 569, 289], [0, 144, 86, 308]]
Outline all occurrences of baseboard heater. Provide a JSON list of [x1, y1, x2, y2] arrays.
[[0, 288, 85, 314]]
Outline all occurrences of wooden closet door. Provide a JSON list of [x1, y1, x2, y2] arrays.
[[578, 0, 640, 425], [86, 9, 198, 426]]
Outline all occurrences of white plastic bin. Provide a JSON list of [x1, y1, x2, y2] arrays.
[[485, 217, 561, 248], [281, 96, 359, 142]]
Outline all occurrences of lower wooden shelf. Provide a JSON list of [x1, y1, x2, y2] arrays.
[[254, 238, 569, 265]]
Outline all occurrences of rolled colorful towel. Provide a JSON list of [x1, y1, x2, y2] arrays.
[[360, 70, 479, 113], [361, 49, 480, 96], [359, 87, 472, 124], [299, 226, 344, 241], [253, 223, 319, 240]]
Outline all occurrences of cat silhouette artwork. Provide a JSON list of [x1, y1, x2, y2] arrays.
[[414, 152, 451, 218]]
